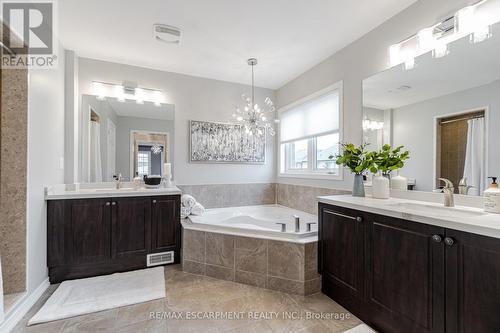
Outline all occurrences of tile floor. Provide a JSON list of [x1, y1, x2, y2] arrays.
[[12, 265, 362, 333]]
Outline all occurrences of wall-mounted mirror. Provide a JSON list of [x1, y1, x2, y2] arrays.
[[81, 94, 175, 182], [363, 21, 500, 196]]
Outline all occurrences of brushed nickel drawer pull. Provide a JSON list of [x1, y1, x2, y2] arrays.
[[324, 209, 359, 221]]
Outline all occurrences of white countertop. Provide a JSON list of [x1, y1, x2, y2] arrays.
[[318, 195, 500, 239], [45, 184, 181, 200]]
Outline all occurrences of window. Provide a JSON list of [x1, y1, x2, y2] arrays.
[[279, 83, 342, 179], [137, 151, 151, 176]]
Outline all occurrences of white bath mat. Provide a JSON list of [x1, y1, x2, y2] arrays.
[[28, 267, 165, 325], [343, 324, 377, 333]]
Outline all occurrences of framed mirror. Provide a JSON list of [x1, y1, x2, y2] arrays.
[[80, 94, 175, 182], [362, 22, 500, 196]]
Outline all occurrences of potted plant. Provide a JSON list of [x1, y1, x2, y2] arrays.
[[372, 144, 410, 197], [373, 144, 410, 178], [330, 143, 375, 197]]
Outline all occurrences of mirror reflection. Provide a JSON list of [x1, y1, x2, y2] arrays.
[[81, 94, 175, 182], [363, 22, 500, 195]]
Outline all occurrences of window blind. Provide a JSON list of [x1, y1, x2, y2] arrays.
[[279, 90, 340, 143]]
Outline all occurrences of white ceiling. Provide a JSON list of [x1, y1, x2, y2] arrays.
[[107, 99, 175, 120], [57, 0, 416, 89], [364, 22, 500, 110]]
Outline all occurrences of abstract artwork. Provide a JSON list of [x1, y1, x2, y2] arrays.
[[190, 120, 266, 163]]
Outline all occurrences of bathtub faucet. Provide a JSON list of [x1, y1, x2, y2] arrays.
[[293, 215, 300, 232]]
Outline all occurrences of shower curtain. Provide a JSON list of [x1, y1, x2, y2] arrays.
[[463, 118, 485, 196], [89, 121, 103, 182]]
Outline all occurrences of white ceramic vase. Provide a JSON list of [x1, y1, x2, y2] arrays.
[[390, 170, 408, 191], [372, 172, 390, 199]]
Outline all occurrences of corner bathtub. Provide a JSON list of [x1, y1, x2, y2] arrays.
[[182, 204, 318, 243]]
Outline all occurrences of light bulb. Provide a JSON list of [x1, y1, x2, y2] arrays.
[[418, 28, 435, 52], [244, 106, 249, 112], [433, 42, 449, 58], [471, 25, 491, 43], [389, 44, 402, 67], [254, 104, 259, 110], [404, 57, 415, 70], [93, 82, 106, 100], [236, 116, 243, 121], [135, 88, 144, 104], [261, 116, 267, 121]]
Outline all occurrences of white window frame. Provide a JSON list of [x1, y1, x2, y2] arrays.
[[137, 150, 152, 176], [278, 82, 344, 180]]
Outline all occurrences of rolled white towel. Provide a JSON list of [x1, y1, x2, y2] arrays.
[[191, 202, 205, 216], [181, 206, 191, 219], [181, 194, 196, 209]]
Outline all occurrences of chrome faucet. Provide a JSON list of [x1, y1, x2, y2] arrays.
[[113, 173, 123, 189], [438, 178, 455, 207], [293, 215, 300, 232]]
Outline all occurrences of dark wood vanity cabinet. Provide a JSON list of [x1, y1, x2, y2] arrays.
[[319, 202, 500, 333], [445, 229, 500, 333], [364, 212, 445, 333], [318, 205, 365, 311], [47, 195, 180, 283]]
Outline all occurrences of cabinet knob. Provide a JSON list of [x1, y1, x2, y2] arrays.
[[356, 216, 363, 223], [432, 235, 442, 243], [444, 237, 455, 246], [105, 202, 111, 206], [152, 200, 157, 204], [111, 202, 117, 206]]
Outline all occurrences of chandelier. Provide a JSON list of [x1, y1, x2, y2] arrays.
[[232, 58, 276, 136]]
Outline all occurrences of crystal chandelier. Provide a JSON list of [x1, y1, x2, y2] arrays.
[[232, 58, 276, 136]]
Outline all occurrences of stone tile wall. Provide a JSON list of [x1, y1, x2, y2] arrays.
[[277, 183, 350, 215], [178, 183, 276, 208], [182, 229, 320, 295], [1, 67, 28, 293]]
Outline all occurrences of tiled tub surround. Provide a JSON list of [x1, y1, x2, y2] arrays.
[[178, 183, 276, 208], [182, 229, 320, 295], [277, 183, 350, 215]]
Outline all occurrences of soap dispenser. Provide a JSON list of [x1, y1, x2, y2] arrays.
[[484, 177, 500, 213]]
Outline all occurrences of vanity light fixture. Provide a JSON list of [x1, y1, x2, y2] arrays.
[[390, 0, 498, 69], [92, 81, 165, 106], [363, 118, 384, 131]]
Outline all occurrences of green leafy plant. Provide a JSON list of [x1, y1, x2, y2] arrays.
[[373, 144, 410, 174], [330, 143, 376, 174]]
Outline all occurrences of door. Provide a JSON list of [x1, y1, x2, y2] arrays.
[[111, 197, 151, 259], [365, 214, 445, 333], [151, 196, 180, 254], [107, 120, 116, 181], [319, 204, 365, 311], [445, 229, 500, 333], [67, 198, 111, 264]]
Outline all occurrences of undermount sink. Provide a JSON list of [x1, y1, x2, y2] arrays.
[[387, 202, 487, 218]]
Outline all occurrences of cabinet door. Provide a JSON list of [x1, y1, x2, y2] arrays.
[[445, 229, 500, 333], [365, 214, 445, 333], [67, 198, 111, 264], [111, 197, 151, 259], [319, 204, 365, 310], [151, 195, 180, 253]]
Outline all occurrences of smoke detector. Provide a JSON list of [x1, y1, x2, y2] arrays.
[[153, 24, 181, 44]]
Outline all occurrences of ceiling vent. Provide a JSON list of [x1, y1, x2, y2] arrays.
[[153, 24, 181, 44]]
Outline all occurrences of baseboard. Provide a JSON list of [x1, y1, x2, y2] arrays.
[[0, 278, 50, 332]]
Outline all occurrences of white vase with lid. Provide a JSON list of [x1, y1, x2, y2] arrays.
[[372, 172, 390, 199], [391, 170, 408, 191]]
